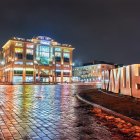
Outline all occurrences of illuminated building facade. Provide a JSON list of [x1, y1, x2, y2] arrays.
[[1, 36, 74, 84], [73, 64, 115, 83]]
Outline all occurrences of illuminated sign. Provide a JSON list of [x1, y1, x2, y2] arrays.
[[37, 36, 52, 41], [101, 64, 140, 98], [40, 40, 51, 45]]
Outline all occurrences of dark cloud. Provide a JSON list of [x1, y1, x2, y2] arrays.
[[0, 0, 140, 64]]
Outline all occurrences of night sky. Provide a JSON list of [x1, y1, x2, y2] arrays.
[[0, 0, 140, 65]]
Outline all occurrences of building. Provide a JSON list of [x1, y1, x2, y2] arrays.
[[73, 63, 115, 83], [0, 36, 74, 84]]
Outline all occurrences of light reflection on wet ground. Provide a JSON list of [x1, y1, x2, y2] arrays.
[[0, 84, 124, 140]]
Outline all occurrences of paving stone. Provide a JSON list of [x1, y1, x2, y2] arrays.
[[0, 85, 128, 140]]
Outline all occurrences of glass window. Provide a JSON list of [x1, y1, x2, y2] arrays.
[[15, 42, 23, 47], [55, 52, 61, 57], [64, 58, 69, 63], [63, 72, 70, 76], [26, 62, 33, 65], [26, 71, 33, 75], [63, 49, 70, 52], [14, 70, 23, 75], [13, 76, 22, 83], [55, 57, 61, 62], [56, 72, 61, 76], [15, 53, 23, 59], [15, 48, 23, 59], [56, 64, 61, 67], [26, 44, 34, 49], [35, 45, 51, 65], [26, 76, 33, 82], [63, 53, 70, 58], [15, 48, 23, 53], [26, 49, 33, 54], [55, 47, 61, 51], [26, 49, 33, 60], [14, 61, 23, 65], [26, 54, 33, 60]]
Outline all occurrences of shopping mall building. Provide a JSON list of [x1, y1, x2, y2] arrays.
[[73, 62, 115, 83], [0, 36, 74, 84]]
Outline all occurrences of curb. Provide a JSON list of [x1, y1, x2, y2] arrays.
[[76, 93, 140, 126]]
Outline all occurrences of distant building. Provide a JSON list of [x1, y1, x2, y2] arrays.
[[0, 36, 74, 84], [72, 63, 115, 83]]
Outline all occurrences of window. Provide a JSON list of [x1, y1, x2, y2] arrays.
[[14, 70, 23, 75], [63, 72, 70, 76], [63, 53, 70, 58], [15, 48, 23, 59], [64, 58, 69, 62], [26, 62, 33, 65], [36, 45, 51, 65], [26, 54, 33, 60], [26, 44, 34, 49], [56, 64, 61, 67], [55, 52, 61, 62], [63, 53, 70, 62], [15, 53, 23, 59], [63, 49, 70, 52], [56, 72, 61, 76], [15, 42, 23, 47], [55, 57, 61, 62], [26, 49, 33, 60], [14, 61, 23, 65], [64, 65, 69, 68], [55, 47, 61, 52], [26, 71, 33, 75]]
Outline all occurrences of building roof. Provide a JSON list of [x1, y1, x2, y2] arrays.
[[2, 36, 74, 49]]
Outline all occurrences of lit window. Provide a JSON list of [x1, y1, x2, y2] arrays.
[[26, 44, 34, 49], [55, 47, 61, 51], [15, 48, 23, 59], [14, 61, 23, 65], [15, 42, 23, 47], [26, 49, 33, 54], [26, 71, 33, 75], [26, 49, 33, 60], [63, 53, 70, 58], [55, 52, 61, 57], [15, 48, 23, 53], [64, 65, 69, 67], [63, 49, 70, 52], [26, 62, 33, 65], [56, 64, 61, 67], [14, 70, 23, 75]]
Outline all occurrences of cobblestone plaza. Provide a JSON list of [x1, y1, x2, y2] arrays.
[[0, 85, 124, 140]]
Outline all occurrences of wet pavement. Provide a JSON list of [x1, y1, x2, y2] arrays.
[[0, 84, 125, 140]]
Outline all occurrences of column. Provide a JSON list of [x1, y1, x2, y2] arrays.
[[23, 68, 26, 83], [69, 50, 73, 83]]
